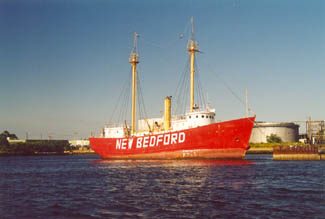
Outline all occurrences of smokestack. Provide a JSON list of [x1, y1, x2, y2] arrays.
[[164, 96, 171, 131]]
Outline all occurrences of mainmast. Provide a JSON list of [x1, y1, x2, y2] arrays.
[[129, 32, 140, 135], [187, 17, 199, 112]]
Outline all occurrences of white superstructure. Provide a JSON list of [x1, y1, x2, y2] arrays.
[[103, 106, 215, 138]]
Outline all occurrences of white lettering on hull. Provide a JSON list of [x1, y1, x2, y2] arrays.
[[143, 136, 149, 148], [116, 139, 121, 149], [136, 138, 142, 148], [128, 139, 133, 149], [163, 134, 170, 145], [149, 136, 156, 147], [115, 132, 186, 150], [121, 139, 127, 149]]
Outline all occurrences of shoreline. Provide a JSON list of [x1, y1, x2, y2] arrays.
[[1, 149, 271, 156], [0, 150, 96, 156]]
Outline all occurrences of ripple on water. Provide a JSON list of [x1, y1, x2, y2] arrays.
[[0, 155, 324, 218]]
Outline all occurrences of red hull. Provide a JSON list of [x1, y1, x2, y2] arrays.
[[89, 116, 255, 159]]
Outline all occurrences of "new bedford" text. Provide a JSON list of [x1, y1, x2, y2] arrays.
[[116, 132, 186, 150]]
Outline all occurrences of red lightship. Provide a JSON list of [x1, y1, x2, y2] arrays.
[[89, 18, 255, 159]]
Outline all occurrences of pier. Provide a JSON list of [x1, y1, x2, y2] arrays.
[[273, 145, 325, 160]]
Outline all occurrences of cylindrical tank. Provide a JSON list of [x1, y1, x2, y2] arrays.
[[249, 122, 299, 143], [164, 96, 171, 131]]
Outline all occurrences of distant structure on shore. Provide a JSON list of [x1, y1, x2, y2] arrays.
[[8, 139, 90, 147], [250, 122, 299, 143], [69, 140, 89, 147]]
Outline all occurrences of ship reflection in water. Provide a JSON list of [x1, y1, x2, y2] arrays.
[[92, 159, 254, 167], [91, 159, 255, 193], [1, 155, 323, 218]]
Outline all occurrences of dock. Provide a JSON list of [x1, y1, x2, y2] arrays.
[[273, 145, 325, 160]]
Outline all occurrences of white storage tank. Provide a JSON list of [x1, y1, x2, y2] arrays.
[[249, 122, 299, 143]]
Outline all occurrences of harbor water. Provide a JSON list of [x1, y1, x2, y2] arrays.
[[1, 154, 324, 218]]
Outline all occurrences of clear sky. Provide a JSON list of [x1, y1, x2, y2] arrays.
[[0, 0, 324, 139]]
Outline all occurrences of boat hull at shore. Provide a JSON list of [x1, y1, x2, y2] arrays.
[[89, 116, 255, 159]]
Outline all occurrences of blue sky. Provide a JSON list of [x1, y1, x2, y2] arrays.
[[0, 0, 324, 139]]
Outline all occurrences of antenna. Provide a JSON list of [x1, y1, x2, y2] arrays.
[[191, 16, 194, 37], [133, 32, 138, 50]]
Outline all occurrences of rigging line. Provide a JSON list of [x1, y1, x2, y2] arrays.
[[136, 67, 142, 119], [124, 72, 132, 123], [136, 66, 148, 121], [140, 37, 164, 49], [201, 58, 256, 119], [137, 74, 144, 120], [119, 69, 132, 123], [140, 36, 182, 50], [183, 57, 191, 113], [183, 68, 190, 112], [176, 18, 192, 41], [173, 63, 185, 114], [135, 70, 140, 120], [137, 86, 142, 121], [126, 69, 132, 121], [116, 70, 129, 123], [117, 72, 128, 122], [138, 75, 148, 119], [174, 67, 187, 114], [182, 19, 192, 38], [178, 60, 190, 113], [200, 58, 247, 107], [194, 57, 206, 108], [109, 69, 131, 125], [122, 72, 132, 123], [173, 56, 191, 115], [197, 63, 208, 107]]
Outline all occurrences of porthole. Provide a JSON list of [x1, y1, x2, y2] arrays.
[[196, 115, 198, 118], [202, 115, 204, 118]]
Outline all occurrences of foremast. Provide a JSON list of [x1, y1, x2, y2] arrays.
[[187, 17, 199, 112], [129, 32, 140, 135]]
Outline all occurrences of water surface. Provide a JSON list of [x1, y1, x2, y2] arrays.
[[1, 154, 324, 218]]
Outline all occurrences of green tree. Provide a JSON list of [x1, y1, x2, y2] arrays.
[[0, 135, 10, 152], [0, 135, 9, 147], [267, 134, 282, 143], [0, 130, 18, 140]]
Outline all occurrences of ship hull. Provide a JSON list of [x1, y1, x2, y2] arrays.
[[89, 116, 255, 159]]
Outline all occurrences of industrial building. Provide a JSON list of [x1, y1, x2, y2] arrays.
[[249, 122, 299, 143]]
